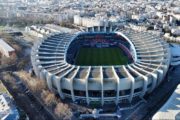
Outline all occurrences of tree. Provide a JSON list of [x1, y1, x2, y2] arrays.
[[27, 79, 46, 93], [17, 71, 46, 92], [54, 102, 72, 119], [17, 58, 29, 70], [0, 53, 17, 66], [41, 90, 57, 107]]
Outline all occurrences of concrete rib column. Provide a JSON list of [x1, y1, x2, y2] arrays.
[[123, 66, 135, 102], [100, 66, 104, 106], [110, 26, 112, 32], [92, 27, 94, 32], [68, 66, 75, 102], [57, 66, 75, 99], [150, 72, 158, 92], [33, 63, 39, 76], [37, 65, 43, 78], [104, 26, 106, 32], [46, 72, 53, 91], [70, 66, 80, 102], [165, 44, 171, 72], [162, 64, 168, 77], [70, 77, 75, 102], [127, 65, 148, 97], [141, 76, 148, 97], [85, 67, 91, 105], [134, 63, 157, 92], [40, 69, 46, 81], [98, 26, 100, 31], [55, 76, 65, 99], [112, 66, 120, 105], [31, 48, 39, 76], [156, 69, 163, 85]]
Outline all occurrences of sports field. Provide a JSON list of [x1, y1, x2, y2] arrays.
[[75, 47, 129, 66]]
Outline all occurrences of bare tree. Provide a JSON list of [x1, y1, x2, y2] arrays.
[[54, 102, 72, 119], [17, 57, 30, 70], [12, 44, 22, 55], [45, 92, 57, 107], [17, 71, 46, 93], [0, 54, 17, 66], [41, 90, 57, 107], [27, 79, 46, 93]]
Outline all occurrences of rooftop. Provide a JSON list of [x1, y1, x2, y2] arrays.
[[152, 84, 180, 120], [0, 94, 19, 120], [0, 39, 15, 52]]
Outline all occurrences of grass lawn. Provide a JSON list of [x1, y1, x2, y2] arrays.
[[75, 47, 129, 66]]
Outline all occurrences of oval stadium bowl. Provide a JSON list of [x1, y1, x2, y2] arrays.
[[31, 26, 171, 105]]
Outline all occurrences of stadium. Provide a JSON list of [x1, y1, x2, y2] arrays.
[[31, 26, 171, 105]]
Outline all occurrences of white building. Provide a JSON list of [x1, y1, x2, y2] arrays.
[[0, 94, 19, 120], [128, 23, 147, 31], [21, 0, 58, 6], [74, 15, 106, 27], [44, 24, 78, 33], [131, 14, 145, 21], [171, 27, 180, 36], [152, 84, 180, 120], [0, 39, 15, 57], [73, 15, 121, 27], [25, 25, 50, 38], [170, 44, 180, 66]]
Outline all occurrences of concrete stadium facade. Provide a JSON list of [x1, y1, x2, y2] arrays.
[[31, 26, 171, 105]]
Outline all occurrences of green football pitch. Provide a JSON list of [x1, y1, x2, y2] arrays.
[[75, 47, 129, 66]]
